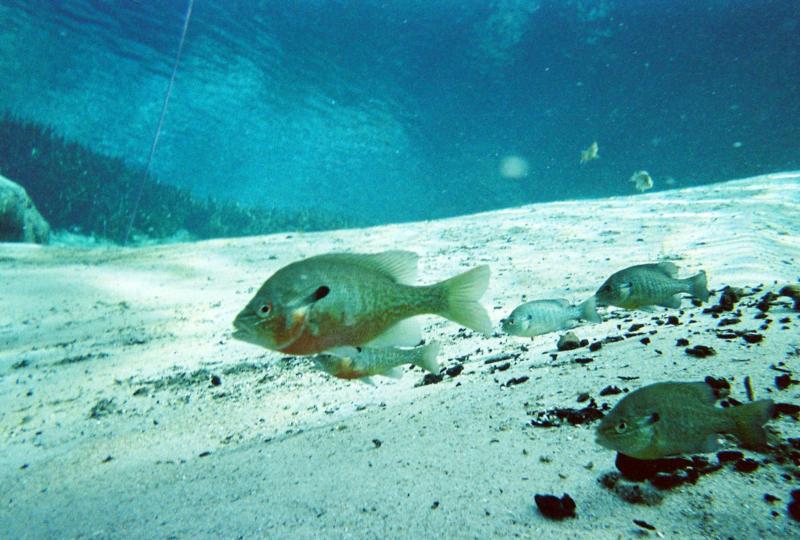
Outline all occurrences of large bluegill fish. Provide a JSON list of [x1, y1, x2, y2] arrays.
[[596, 381, 773, 460], [232, 251, 491, 355], [595, 262, 709, 310]]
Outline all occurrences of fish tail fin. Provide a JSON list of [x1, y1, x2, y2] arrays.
[[728, 399, 774, 449], [686, 270, 710, 303], [435, 265, 492, 335], [578, 296, 602, 323], [412, 341, 441, 374]]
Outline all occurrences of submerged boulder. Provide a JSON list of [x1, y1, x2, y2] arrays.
[[0, 174, 50, 243]]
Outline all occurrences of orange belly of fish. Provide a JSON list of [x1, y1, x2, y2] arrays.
[[279, 323, 375, 356]]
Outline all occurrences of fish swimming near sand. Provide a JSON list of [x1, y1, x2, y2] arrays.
[[595, 262, 709, 310], [629, 170, 653, 192], [232, 251, 491, 355], [501, 297, 601, 338], [596, 380, 774, 460], [313, 342, 440, 383], [580, 141, 599, 164]]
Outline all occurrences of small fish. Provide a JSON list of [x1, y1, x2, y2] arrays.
[[313, 342, 440, 383], [580, 141, 599, 164], [501, 297, 601, 338], [596, 381, 774, 460], [629, 170, 653, 192], [595, 262, 709, 310], [232, 251, 491, 355]]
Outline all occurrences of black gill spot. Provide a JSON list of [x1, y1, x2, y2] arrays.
[[313, 286, 330, 301]]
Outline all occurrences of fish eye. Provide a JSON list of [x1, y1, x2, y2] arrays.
[[257, 302, 273, 318], [615, 421, 627, 433]]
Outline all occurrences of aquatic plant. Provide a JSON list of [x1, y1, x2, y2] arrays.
[[0, 113, 352, 242]]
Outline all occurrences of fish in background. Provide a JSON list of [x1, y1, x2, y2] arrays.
[[629, 170, 654, 192], [501, 297, 601, 338], [580, 141, 599, 164], [232, 251, 491, 355], [595, 262, 709, 310], [313, 342, 440, 383], [596, 380, 774, 460]]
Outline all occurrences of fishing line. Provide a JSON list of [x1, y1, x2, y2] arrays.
[[124, 0, 195, 244]]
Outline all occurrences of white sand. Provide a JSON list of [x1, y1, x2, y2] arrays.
[[1, 172, 799, 539]]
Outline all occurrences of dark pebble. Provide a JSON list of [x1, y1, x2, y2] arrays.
[[666, 316, 680, 326], [734, 458, 759, 473], [445, 364, 464, 377], [640, 337, 651, 345], [776, 403, 800, 416], [718, 288, 740, 311], [704, 376, 731, 395], [651, 468, 700, 490], [589, 341, 602, 352], [715, 330, 738, 339], [615, 453, 691, 482], [534, 493, 576, 520], [505, 376, 529, 387], [717, 450, 744, 463], [574, 357, 594, 365], [756, 301, 771, 312], [210, 375, 222, 386], [676, 338, 690, 346], [604, 336, 625, 344], [599, 385, 622, 396], [431, 501, 439, 509], [754, 312, 767, 320], [372, 439, 382, 448], [685, 345, 716, 358], [577, 393, 590, 403], [633, 519, 656, 531], [628, 324, 645, 332], [764, 493, 780, 504], [491, 362, 511, 372], [741, 333, 763, 344], [198, 451, 212, 458], [718, 317, 740, 327], [775, 374, 795, 390], [779, 317, 791, 324], [419, 373, 444, 386], [789, 500, 800, 521]]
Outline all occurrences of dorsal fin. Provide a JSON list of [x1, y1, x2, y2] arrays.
[[655, 261, 679, 277], [540, 299, 571, 308], [311, 251, 419, 284]]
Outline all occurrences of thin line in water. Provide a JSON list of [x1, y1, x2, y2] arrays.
[[124, 0, 195, 245]]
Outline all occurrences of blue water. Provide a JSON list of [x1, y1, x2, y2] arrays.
[[1, 0, 798, 227]]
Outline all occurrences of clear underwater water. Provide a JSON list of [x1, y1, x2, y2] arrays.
[[1, 0, 798, 228]]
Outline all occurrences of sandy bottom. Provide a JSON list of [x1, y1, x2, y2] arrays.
[[1, 172, 799, 539]]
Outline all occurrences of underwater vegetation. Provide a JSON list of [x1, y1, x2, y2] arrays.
[[0, 113, 352, 243]]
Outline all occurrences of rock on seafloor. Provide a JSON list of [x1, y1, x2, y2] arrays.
[[0, 174, 50, 243]]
